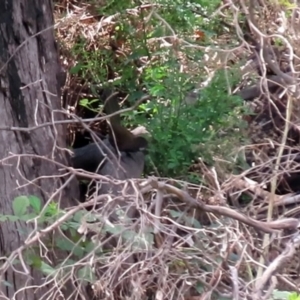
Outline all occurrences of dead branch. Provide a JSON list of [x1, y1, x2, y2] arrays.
[[149, 178, 300, 234]]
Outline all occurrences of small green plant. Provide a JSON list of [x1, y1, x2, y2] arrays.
[[138, 63, 247, 178], [0, 195, 155, 287], [0, 196, 98, 285]]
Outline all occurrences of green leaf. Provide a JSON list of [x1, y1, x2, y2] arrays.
[[77, 266, 95, 282], [79, 98, 89, 107], [191, 218, 202, 228], [122, 230, 137, 242], [40, 262, 56, 276], [13, 196, 30, 217], [68, 227, 79, 238], [195, 282, 205, 294], [55, 238, 84, 258], [73, 211, 97, 223], [273, 289, 293, 299], [169, 209, 182, 218], [217, 296, 233, 300], [70, 63, 83, 74], [30, 256, 42, 269], [104, 224, 123, 235], [42, 202, 59, 217], [84, 241, 101, 254], [28, 195, 41, 213], [0, 215, 8, 222], [2, 280, 13, 287], [19, 213, 37, 221], [73, 211, 85, 222], [6, 215, 20, 222], [66, 221, 81, 231]]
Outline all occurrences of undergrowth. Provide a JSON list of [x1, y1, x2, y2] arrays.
[[65, 0, 249, 180]]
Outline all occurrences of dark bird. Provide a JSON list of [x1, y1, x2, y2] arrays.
[[71, 90, 150, 196], [72, 90, 149, 283], [103, 90, 148, 153]]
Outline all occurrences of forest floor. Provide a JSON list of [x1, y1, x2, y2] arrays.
[[53, 1, 300, 299]]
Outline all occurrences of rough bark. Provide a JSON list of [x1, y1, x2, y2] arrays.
[[0, 1, 77, 299]]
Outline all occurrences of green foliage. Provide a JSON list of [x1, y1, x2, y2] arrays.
[[0, 196, 95, 280], [0, 195, 155, 285], [79, 98, 102, 112], [69, 0, 227, 90], [68, 0, 248, 179], [288, 292, 300, 300], [139, 66, 246, 177], [153, 0, 223, 37]]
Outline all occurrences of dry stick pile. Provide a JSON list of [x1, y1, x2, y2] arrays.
[[74, 174, 300, 300]]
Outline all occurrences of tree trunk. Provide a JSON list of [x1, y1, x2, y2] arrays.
[[0, 1, 77, 299]]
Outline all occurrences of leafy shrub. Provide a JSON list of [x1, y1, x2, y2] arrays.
[[136, 64, 247, 178]]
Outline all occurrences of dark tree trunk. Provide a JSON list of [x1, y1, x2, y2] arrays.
[[0, 1, 78, 299]]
